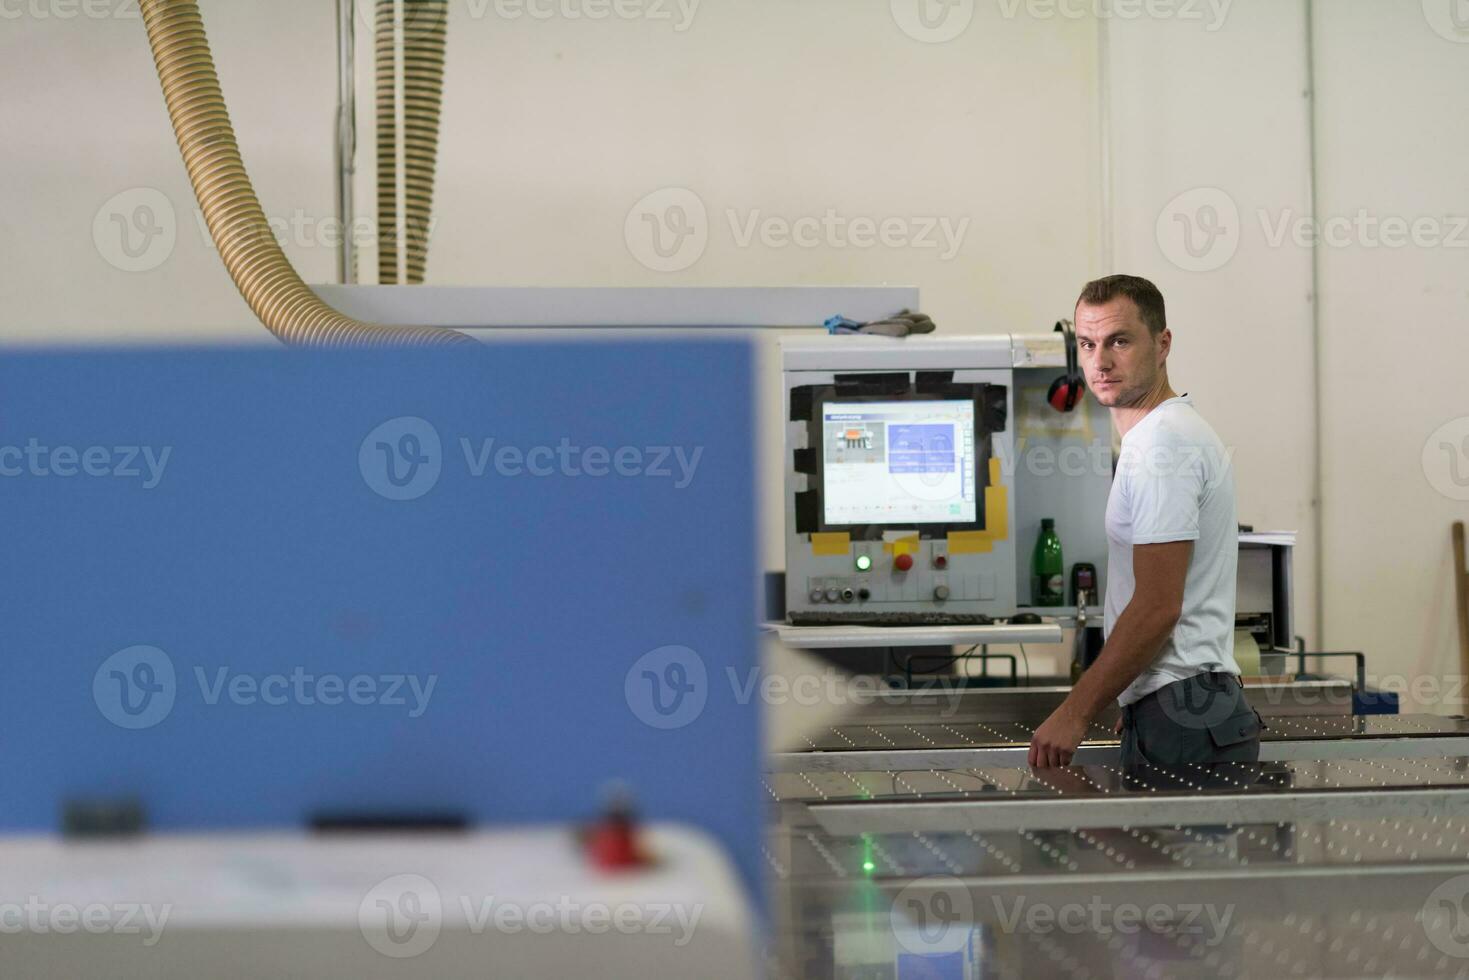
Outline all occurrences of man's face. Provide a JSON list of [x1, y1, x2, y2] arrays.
[[1074, 296, 1170, 408]]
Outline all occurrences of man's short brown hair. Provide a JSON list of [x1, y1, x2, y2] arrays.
[[1076, 275, 1167, 336]]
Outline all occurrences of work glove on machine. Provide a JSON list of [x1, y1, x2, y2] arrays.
[[824, 310, 937, 338]]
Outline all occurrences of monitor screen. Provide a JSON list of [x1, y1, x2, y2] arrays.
[[821, 399, 978, 526]]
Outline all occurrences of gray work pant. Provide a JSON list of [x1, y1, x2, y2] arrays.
[[1119, 671, 1263, 769]]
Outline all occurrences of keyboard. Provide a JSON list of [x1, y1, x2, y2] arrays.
[[787, 611, 998, 627]]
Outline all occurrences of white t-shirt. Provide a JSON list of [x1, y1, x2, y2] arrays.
[[1104, 395, 1239, 707]]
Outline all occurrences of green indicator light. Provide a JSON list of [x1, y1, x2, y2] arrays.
[[855, 555, 872, 571]]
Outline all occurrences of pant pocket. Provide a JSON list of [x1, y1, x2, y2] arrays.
[[1206, 706, 1263, 762]]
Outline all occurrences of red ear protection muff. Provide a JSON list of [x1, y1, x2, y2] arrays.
[[1047, 319, 1085, 412]]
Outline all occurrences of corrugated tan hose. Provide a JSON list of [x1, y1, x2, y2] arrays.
[[377, 0, 448, 285], [139, 0, 472, 347]]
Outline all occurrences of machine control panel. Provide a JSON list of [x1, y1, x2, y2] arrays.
[[781, 335, 1113, 622], [801, 536, 998, 607]]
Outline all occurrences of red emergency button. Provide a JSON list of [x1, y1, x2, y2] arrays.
[[586, 817, 644, 871], [585, 796, 649, 872], [894, 553, 914, 572]]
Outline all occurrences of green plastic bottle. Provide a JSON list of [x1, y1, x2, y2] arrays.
[[1032, 518, 1064, 607]]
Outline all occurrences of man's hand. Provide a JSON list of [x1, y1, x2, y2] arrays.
[[1029, 540, 1190, 768], [1028, 704, 1091, 768]]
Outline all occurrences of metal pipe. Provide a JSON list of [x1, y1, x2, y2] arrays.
[[1096, 13, 1113, 274], [335, 0, 357, 284], [1305, 0, 1326, 655], [767, 734, 1469, 772], [809, 786, 1469, 835]]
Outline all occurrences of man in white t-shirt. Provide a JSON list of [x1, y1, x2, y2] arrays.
[[1029, 275, 1262, 770]]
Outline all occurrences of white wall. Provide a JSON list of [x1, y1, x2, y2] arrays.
[[1106, 0, 1469, 709], [0, 0, 340, 341], [1312, 0, 1469, 711], [0, 1, 1099, 341], [385, 0, 1102, 571], [379, 1, 1098, 317], [1104, 1, 1319, 648]]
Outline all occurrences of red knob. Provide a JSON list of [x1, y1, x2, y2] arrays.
[[586, 813, 647, 872], [894, 553, 914, 572]]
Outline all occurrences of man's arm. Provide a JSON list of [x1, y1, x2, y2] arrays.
[[1027, 540, 1192, 768]]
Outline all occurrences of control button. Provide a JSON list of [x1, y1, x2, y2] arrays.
[[855, 554, 873, 572], [934, 585, 951, 601], [840, 588, 855, 603], [933, 554, 948, 569], [585, 795, 647, 871], [825, 588, 840, 603], [809, 588, 824, 603], [894, 553, 914, 572], [857, 588, 871, 601]]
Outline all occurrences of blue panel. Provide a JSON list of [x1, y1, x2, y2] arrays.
[[1355, 690, 1401, 715], [895, 951, 966, 980], [0, 344, 760, 897]]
